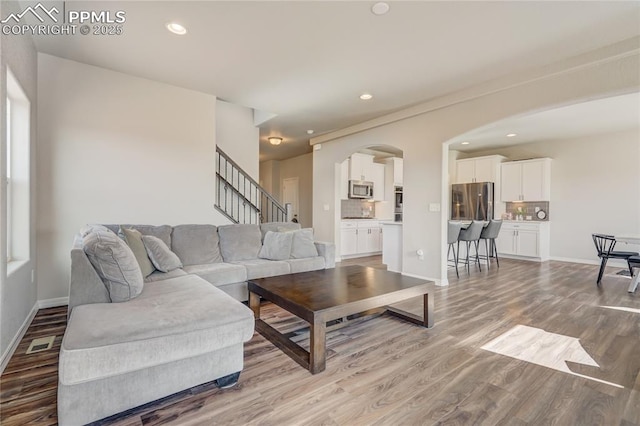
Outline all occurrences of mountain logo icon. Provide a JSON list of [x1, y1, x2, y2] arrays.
[[1, 3, 59, 24]]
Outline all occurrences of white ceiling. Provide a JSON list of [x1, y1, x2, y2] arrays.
[[29, 1, 640, 161], [448, 92, 640, 152]]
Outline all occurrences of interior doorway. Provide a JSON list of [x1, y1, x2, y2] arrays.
[[282, 177, 299, 222]]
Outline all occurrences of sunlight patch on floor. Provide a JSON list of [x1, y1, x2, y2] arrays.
[[601, 306, 640, 314], [481, 325, 623, 389]]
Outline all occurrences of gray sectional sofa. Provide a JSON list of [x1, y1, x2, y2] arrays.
[[59, 222, 335, 426]]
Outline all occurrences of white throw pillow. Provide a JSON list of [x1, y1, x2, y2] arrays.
[[278, 228, 318, 259]]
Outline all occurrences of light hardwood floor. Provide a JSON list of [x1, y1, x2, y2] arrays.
[[1, 257, 639, 425]]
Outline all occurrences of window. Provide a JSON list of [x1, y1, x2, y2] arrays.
[[5, 68, 30, 265]]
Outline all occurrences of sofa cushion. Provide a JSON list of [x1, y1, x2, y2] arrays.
[[218, 224, 261, 262], [142, 235, 183, 273], [183, 263, 247, 287], [83, 230, 144, 303], [121, 227, 155, 277], [231, 259, 290, 280], [286, 256, 326, 274], [260, 222, 300, 242], [144, 268, 188, 283], [259, 231, 293, 261], [105, 224, 173, 247], [80, 224, 111, 237], [59, 275, 255, 386], [287, 228, 319, 259], [171, 224, 223, 266]]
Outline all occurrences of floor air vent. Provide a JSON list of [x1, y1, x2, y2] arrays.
[[26, 336, 55, 354]]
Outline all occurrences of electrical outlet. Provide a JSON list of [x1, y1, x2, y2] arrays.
[[429, 203, 441, 212], [323, 204, 330, 211]]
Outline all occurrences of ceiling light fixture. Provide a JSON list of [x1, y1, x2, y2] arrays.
[[461, 141, 470, 145], [268, 137, 283, 146], [371, 2, 390, 15], [166, 22, 187, 35], [506, 133, 517, 137], [360, 93, 373, 100], [307, 130, 314, 135]]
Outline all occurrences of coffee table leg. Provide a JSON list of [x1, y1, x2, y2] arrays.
[[249, 291, 261, 319], [309, 316, 326, 374], [424, 293, 434, 328]]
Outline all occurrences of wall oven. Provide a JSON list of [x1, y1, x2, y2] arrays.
[[348, 180, 373, 199], [394, 186, 403, 222]]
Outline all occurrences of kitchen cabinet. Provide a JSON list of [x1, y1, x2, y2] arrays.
[[496, 221, 550, 261], [340, 220, 382, 257], [370, 163, 385, 201], [455, 155, 506, 184], [349, 153, 375, 181], [392, 158, 403, 186], [500, 158, 551, 202], [340, 227, 359, 255]]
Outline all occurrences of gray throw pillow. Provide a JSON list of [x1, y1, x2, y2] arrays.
[[280, 228, 318, 259], [83, 230, 144, 303], [142, 235, 183, 272], [120, 227, 155, 277], [171, 224, 223, 266], [259, 231, 294, 261], [217, 224, 262, 261]]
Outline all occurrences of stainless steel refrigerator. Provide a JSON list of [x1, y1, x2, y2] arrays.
[[451, 182, 494, 220]]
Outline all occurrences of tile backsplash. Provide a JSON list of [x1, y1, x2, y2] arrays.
[[504, 201, 550, 221], [341, 199, 376, 218]]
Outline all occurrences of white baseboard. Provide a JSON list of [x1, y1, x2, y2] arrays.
[[0, 302, 38, 375], [549, 256, 629, 267], [401, 271, 443, 286], [38, 297, 69, 309]]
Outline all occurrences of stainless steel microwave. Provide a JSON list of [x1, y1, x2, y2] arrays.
[[349, 180, 373, 199]]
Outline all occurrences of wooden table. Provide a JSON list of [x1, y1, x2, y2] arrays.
[[248, 265, 434, 374]]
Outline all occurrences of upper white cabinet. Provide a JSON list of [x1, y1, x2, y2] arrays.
[[392, 158, 403, 186], [455, 155, 506, 183], [501, 158, 551, 202], [370, 163, 385, 201], [345, 153, 385, 201], [349, 153, 374, 181]]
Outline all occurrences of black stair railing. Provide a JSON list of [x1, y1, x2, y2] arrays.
[[215, 147, 288, 224]]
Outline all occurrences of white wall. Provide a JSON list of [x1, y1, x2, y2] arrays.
[[0, 1, 38, 369], [312, 40, 640, 284], [278, 153, 313, 228], [216, 100, 259, 180], [259, 153, 313, 228], [36, 54, 227, 301], [458, 129, 640, 263]]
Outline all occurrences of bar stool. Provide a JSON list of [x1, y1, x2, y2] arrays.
[[479, 220, 503, 269], [448, 222, 464, 278], [458, 221, 484, 273]]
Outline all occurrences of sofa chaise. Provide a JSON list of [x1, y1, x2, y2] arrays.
[[58, 222, 335, 425]]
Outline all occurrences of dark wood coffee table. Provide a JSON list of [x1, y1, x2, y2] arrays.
[[248, 265, 434, 374]]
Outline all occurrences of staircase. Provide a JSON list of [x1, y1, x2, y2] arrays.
[[215, 147, 288, 224]]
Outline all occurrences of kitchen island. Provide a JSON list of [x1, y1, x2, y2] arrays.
[[381, 221, 402, 273]]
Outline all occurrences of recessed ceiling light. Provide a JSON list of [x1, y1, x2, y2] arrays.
[[166, 22, 187, 35], [371, 2, 390, 15], [360, 93, 373, 100], [268, 137, 283, 146], [461, 141, 470, 145], [307, 130, 314, 135], [506, 133, 517, 137]]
